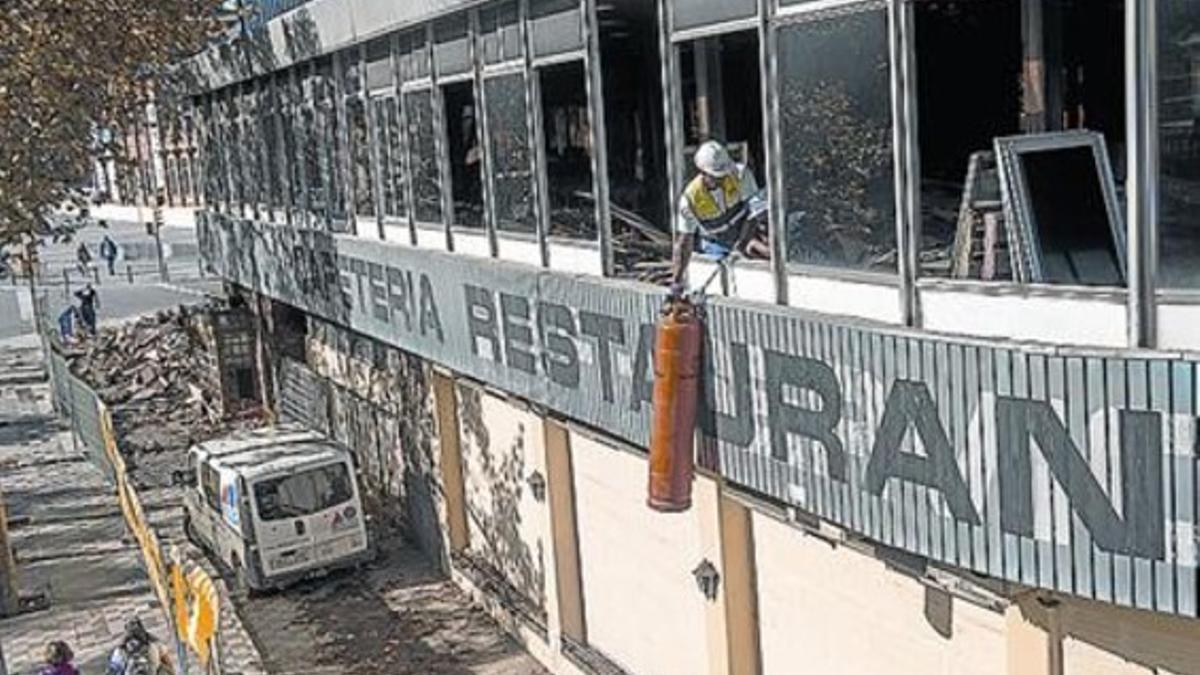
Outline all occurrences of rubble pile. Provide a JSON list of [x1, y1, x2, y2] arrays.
[[68, 303, 254, 486]]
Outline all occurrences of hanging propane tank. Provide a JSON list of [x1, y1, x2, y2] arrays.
[[647, 296, 703, 512]]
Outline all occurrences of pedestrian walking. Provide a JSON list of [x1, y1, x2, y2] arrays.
[[75, 283, 98, 336], [100, 234, 119, 276], [38, 640, 80, 675], [75, 241, 92, 277]]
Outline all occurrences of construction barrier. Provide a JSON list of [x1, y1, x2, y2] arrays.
[[172, 561, 220, 668], [45, 337, 219, 672]]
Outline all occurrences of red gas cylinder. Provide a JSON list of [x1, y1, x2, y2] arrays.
[[647, 297, 703, 512]]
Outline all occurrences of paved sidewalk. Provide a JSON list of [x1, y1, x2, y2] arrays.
[[0, 345, 176, 673]]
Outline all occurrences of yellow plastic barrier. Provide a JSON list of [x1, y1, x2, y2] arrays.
[[172, 560, 220, 665]]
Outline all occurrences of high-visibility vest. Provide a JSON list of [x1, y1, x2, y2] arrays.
[[683, 172, 744, 247]]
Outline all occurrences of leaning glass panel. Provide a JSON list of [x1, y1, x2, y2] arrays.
[[777, 4, 896, 272], [1158, 0, 1200, 287], [486, 74, 536, 234], [405, 89, 443, 223]]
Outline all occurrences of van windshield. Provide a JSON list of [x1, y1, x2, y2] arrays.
[[253, 462, 353, 521]]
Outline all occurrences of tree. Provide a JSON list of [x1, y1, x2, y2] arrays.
[[0, 0, 220, 250]]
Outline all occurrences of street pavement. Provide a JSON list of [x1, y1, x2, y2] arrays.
[[0, 207, 223, 344], [0, 346, 178, 674]]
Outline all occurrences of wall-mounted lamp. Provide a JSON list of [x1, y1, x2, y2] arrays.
[[692, 559, 720, 602], [527, 470, 547, 503]]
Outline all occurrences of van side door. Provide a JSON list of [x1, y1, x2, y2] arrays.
[[193, 460, 222, 553]]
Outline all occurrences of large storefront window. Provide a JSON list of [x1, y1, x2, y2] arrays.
[[406, 89, 443, 223], [485, 73, 535, 234], [1159, 0, 1200, 288], [777, 4, 896, 272]]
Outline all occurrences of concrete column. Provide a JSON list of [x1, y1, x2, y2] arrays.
[[430, 371, 469, 559]]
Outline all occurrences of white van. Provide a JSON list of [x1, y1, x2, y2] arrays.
[[177, 426, 371, 592]]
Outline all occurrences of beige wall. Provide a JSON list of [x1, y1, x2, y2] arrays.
[[571, 430, 714, 675], [318, 351, 1200, 675], [1056, 596, 1200, 675], [752, 511, 1007, 675], [456, 383, 549, 610]]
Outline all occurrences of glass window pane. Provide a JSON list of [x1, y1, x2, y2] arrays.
[[530, 0, 583, 57], [348, 97, 375, 218], [263, 83, 283, 219], [435, 15, 472, 78], [480, 2, 521, 64], [672, 0, 756, 33], [406, 89, 443, 223], [486, 74, 536, 233], [1158, 0, 1200, 287], [303, 74, 327, 223], [374, 96, 409, 219], [778, 5, 896, 271], [443, 80, 484, 228], [539, 61, 596, 240]]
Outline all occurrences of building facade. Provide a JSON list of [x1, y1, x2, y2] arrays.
[[183, 0, 1200, 673]]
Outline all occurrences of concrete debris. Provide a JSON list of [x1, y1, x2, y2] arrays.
[[67, 303, 260, 487]]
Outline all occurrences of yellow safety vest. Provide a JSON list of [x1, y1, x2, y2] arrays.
[[684, 173, 741, 223]]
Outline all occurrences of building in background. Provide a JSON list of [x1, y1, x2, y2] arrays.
[[141, 0, 1200, 674]]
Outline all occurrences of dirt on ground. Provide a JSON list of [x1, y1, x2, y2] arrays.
[[231, 523, 546, 675]]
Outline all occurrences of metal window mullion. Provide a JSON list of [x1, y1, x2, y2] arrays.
[[1127, 0, 1158, 348], [473, 10, 500, 258], [582, 0, 612, 276], [396, 34, 419, 246], [659, 0, 685, 265], [759, 0, 788, 305], [888, 0, 920, 327], [522, 0, 551, 268], [431, 23, 456, 251]]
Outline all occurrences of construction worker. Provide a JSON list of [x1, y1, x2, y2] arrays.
[[669, 140, 768, 296]]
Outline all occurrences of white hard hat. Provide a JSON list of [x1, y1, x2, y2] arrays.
[[694, 140, 734, 177]]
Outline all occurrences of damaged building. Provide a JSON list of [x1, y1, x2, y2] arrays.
[[131, 0, 1200, 673]]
